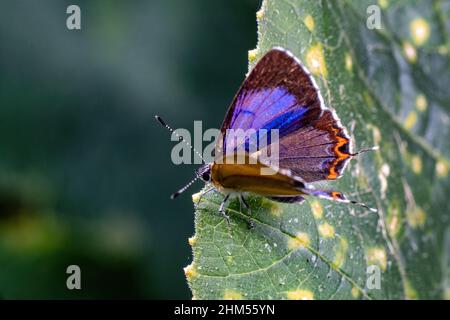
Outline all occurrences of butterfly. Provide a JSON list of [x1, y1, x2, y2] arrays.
[[156, 47, 377, 227]]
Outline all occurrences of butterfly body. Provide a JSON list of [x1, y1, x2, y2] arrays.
[[209, 155, 305, 197]]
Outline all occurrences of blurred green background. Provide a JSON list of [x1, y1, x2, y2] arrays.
[[0, 0, 258, 299]]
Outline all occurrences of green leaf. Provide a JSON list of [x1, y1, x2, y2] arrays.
[[186, 0, 450, 299]]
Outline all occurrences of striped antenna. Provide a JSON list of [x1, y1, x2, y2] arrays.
[[155, 115, 205, 164], [170, 175, 199, 199]]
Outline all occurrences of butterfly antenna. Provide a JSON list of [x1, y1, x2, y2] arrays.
[[155, 115, 205, 163], [171, 176, 199, 199], [351, 146, 379, 156]]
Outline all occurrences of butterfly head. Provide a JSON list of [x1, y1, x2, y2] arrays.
[[196, 163, 212, 182]]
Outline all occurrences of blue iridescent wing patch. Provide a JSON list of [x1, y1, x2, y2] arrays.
[[217, 47, 352, 183]]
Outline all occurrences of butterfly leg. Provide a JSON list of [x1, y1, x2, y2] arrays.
[[219, 194, 231, 230], [193, 185, 215, 210], [240, 195, 254, 229]]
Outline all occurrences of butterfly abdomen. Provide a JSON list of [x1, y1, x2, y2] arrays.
[[211, 155, 305, 197]]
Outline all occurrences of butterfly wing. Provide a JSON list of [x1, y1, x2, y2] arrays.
[[277, 109, 352, 182], [217, 47, 352, 182], [218, 47, 321, 154]]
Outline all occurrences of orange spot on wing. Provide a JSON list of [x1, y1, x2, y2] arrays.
[[327, 127, 351, 180], [331, 191, 344, 200], [328, 167, 338, 180]]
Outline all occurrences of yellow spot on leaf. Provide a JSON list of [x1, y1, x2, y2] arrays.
[[367, 247, 387, 271], [288, 232, 310, 249], [304, 15, 315, 32], [248, 49, 258, 64], [184, 264, 197, 278], [404, 280, 419, 300], [333, 237, 349, 269], [192, 192, 202, 204], [345, 53, 353, 72], [270, 203, 282, 217], [188, 236, 196, 246], [287, 289, 314, 300], [411, 155, 422, 174], [263, 198, 282, 216], [444, 288, 450, 300], [404, 111, 417, 130], [310, 200, 323, 219], [436, 160, 449, 177], [306, 43, 328, 78], [387, 202, 401, 237], [351, 286, 361, 299], [407, 206, 426, 228], [415, 94, 427, 112], [223, 289, 243, 300], [410, 18, 430, 46], [378, 0, 389, 9], [256, 8, 264, 20], [403, 41, 417, 63], [318, 222, 335, 238]]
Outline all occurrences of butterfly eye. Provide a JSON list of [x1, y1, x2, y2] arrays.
[[202, 172, 210, 181]]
